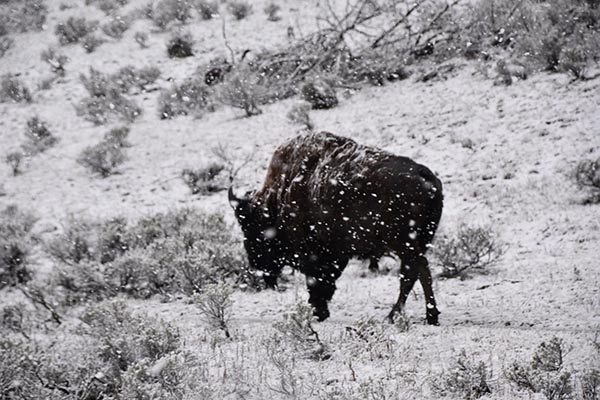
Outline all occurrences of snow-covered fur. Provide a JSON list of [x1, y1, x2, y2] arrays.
[[230, 132, 443, 324]]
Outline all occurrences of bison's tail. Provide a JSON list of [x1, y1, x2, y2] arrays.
[[417, 165, 443, 202]]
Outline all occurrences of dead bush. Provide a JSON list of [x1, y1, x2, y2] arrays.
[[52, 209, 261, 304], [112, 65, 161, 93], [574, 157, 600, 204], [0, 0, 47, 33], [264, 3, 281, 21], [86, 0, 128, 14], [153, 0, 192, 29], [343, 317, 397, 361], [218, 73, 262, 117], [103, 125, 131, 148], [166, 31, 194, 58], [274, 302, 328, 360], [22, 116, 59, 155], [0, 205, 36, 289], [433, 225, 504, 279], [81, 33, 105, 53], [158, 77, 213, 119], [228, 1, 252, 20], [134, 31, 148, 48], [432, 349, 492, 399], [194, 0, 219, 20], [40, 47, 68, 76], [0, 301, 185, 399], [101, 15, 131, 39], [78, 140, 127, 177], [287, 101, 313, 130], [181, 163, 226, 195], [580, 369, 600, 400], [301, 79, 338, 110], [5, 151, 23, 176], [46, 219, 96, 265], [193, 283, 233, 338], [0, 36, 13, 58], [0, 303, 31, 338], [77, 67, 142, 124], [0, 339, 45, 398], [55, 17, 98, 45], [505, 337, 574, 399], [0, 74, 32, 103], [462, 0, 600, 73]]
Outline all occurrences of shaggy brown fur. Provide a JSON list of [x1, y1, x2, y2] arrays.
[[230, 132, 443, 324]]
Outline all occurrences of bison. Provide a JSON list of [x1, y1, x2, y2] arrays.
[[229, 132, 443, 324]]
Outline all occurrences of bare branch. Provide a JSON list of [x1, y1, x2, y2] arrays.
[[211, 143, 252, 183], [221, 15, 236, 65]]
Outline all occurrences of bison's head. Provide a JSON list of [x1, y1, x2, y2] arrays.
[[229, 187, 284, 288]]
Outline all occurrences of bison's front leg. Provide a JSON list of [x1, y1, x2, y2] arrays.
[[306, 275, 336, 321], [305, 256, 348, 321], [263, 272, 278, 289]]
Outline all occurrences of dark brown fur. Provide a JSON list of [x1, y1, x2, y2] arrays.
[[230, 132, 443, 324]]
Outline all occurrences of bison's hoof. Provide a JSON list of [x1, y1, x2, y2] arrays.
[[313, 307, 330, 321], [426, 310, 440, 326]]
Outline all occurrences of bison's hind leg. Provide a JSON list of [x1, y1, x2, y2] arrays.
[[388, 255, 440, 325], [387, 259, 418, 323]]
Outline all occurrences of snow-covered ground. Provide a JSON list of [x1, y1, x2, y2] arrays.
[[1, 0, 599, 398]]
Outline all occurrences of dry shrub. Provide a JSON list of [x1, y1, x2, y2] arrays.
[[194, 0, 219, 20], [218, 72, 263, 117], [580, 369, 600, 400], [287, 101, 313, 130], [181, 163, 226, 195], [5, 151, 22, 176], [103, 125, 131, 148], [433, 225, 504, 279], [432, 349, 492, 399], [40, 47, 68, 76], [22, 116, 59, 155], [101, 15, 131, 39], [0, 74, 32, 103], [0, 36, 13, 58], [462, 0, 600, 73], [153, 0, 192, 29], [86, 0, 128, 14], [343, 317, 399, 362], [0, 0, 47, 34], [78, 140, 127, 177], [574, 157, 600, 204], [81, 33, 105, 53], [158, 77, 213, 119], [51, 209, 260, 304], [193, 283, 233, 338], [301, 79, 338, 109], [505, 337, 575, 399], [273, 302, 329, 360], [77, 67, 142, 124], [0, 205, 37, 289], [264, 3, 281, 21], [166, 31, 194, 58], [134, 31, 148, 48], [0, 301, 186, 400], [112, 65, 161, 92], [227, 1, 252, 20], [55, 16, 98, 45]]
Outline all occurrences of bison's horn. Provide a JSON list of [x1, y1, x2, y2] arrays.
[[228, 186, 241, 209]]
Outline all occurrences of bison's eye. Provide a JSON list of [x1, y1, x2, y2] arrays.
[[263, 227, 277, 239]]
